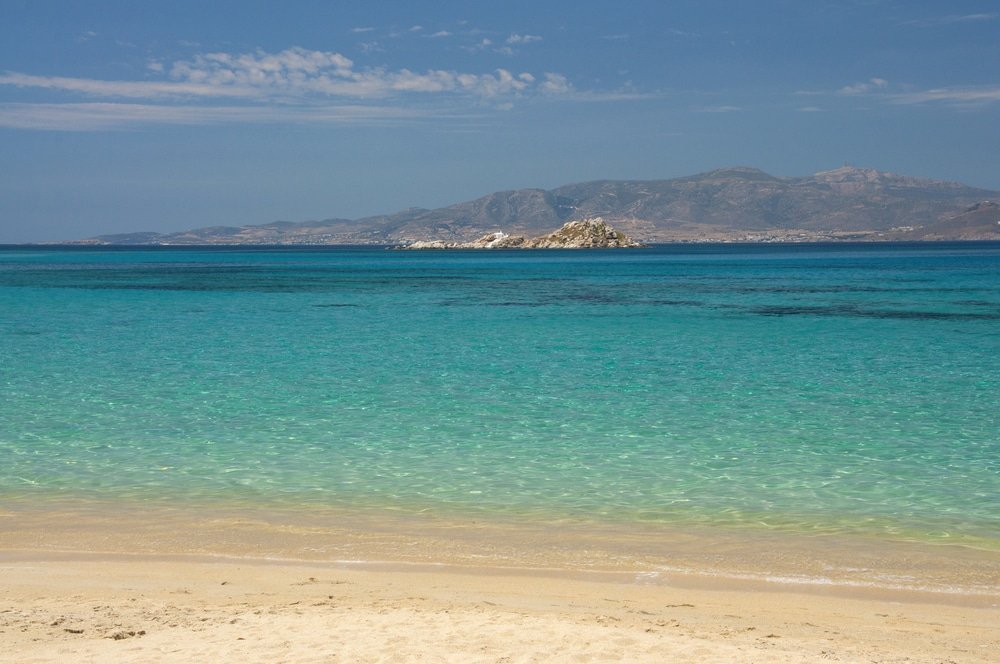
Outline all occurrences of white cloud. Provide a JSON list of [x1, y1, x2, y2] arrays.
[[497, 33, 543, 55], [462, 38, 493, 53], [455, 69, 535, 97], [890, 85, 1000, 105], [1, 47, 574, 103], [429, 30, 452, 38], [958, 13, 997, 22], [506, 33, 542, 45], [797, 106, 823, 112], [539, 73, 571, 95], [351, 27, 375, 33], [0, 46, 586, 130], [168, 48, 357, 92], [838, 77, 889, 95]]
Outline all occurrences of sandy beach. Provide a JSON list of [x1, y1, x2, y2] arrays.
[[3, 555, 999, 663], [3, 504, 998, 663]]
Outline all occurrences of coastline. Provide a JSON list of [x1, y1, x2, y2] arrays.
[[4, 503, 999, 662], [5, 501, 1000, 597]]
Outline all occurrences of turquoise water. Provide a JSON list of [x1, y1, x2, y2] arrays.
[[1, 244, 998, 547]]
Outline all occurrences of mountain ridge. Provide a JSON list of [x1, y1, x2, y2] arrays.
[[73, 166, 1000, 244]]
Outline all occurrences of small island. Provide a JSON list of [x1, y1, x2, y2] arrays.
[[402, 218, 645, 249]]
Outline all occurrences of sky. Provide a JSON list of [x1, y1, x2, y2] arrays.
[[1, 0, 999, 243]]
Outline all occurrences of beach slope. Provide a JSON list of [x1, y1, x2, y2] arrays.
[[2, 555, 998, 663]]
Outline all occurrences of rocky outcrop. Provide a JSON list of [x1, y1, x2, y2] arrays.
[[522, 218, 644, 248], [406, 231, 525, 249], [402, 218, 644, 249]]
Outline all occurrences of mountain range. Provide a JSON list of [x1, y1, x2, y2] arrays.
[[77, 166, 1000, 245]]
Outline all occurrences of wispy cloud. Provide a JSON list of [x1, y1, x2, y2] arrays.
[[0, 46, 582, 130], [666, 28, 700, 38], [0, 102, 432, 131], [0, 71, 260, 99], [830, 76, 1000, 107], [495, 33, 544, 56], [1, 47, 568, 102], [556, 89, 662, 103], [838, 77, 889, 95], [490, 33, 542, 55], [506, 33, 542, 45], [353, 22, 544, 56], [890, 85, 1000, 106], [900, 13, 997, 27], [462, 38, 494, 53]]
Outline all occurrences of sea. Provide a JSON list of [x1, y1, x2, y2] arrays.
[[2, 242, 999, 588]]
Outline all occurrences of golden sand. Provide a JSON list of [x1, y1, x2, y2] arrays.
[[2, 503, 998, 663]]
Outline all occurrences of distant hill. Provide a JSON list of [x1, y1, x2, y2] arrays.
[[75, 166, 1000, 245]]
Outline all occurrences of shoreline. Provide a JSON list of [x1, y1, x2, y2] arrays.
[[4, 501, 999, 600], [4, 547, 999, 608]]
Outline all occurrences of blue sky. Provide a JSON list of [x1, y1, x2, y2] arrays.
[[2, 0, 999, 242]]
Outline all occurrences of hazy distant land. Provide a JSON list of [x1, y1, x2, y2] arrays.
[[72, 166, 1000, 245]]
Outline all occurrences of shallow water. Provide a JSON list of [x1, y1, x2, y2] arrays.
[[1, 243, 998, 551]]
